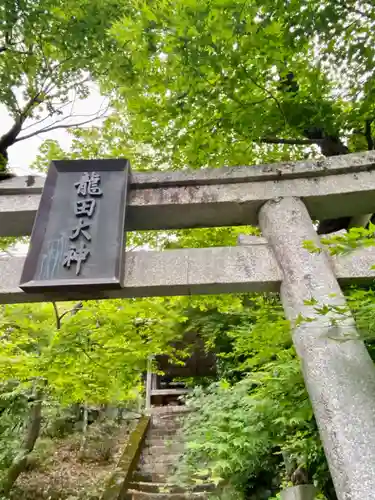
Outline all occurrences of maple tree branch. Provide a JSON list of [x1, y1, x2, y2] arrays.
[[78, 345, 107, 371], [58, 302, 83, 322], [351, 7, 373, 22], [52, 301, 83, 330], [52, 302, 61, 330], [15, 106, 109, 142], [0, 85, 67, 153], [243, 68, 287, 126], [259, 137, 320, 146], [20, 101, 74, 132], [22, 97, 108, 133], [231, 95, 270, 108], [21, 93, 44, 119]]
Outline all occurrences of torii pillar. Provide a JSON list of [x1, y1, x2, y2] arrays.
[[259, 197, 375, 500]]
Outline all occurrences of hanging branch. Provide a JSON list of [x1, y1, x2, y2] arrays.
[[259, 137, 320, 146], [52, 301, 83, 330]]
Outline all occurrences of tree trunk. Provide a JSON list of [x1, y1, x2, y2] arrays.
[[79, 404, 89, 460], [0, 388, 43, 497], [307, 134, 370, 234], [0, 114, 27, 172], [302, 125, 371, 235]]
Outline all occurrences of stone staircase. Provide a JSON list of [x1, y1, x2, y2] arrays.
[[125, 406, 213, 500]]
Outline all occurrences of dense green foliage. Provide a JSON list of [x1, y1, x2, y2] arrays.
[[106, 0, 374, 168], [33, 1, 375, 174], [0, 300, 182, 404], [177, 357, 319, 496], [0, 0, 127, 170], [0, 299, 185, 495], [172, 290, 375, 499], [170, 300, 322, 498], [1, 0, 375, 498], [4, 290, 375, 498]]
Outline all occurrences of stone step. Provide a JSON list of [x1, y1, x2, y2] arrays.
[[152, 411, 185, 417], [151, 417, 182, 423], [132, 472, 183, 483], [149, 428, 181, 436], [140, 455, 181, 467], [148, 427, 182, 434], [144, 443, 183, 453], [142, 441, 184, 455], [146, 436, 182, 444], [145, 437, 184, 446], [150, 406, 190, 416], [127, 490, 208, 500], [142, 452, 182, 462], [151, 389, 190, 397], [152, 413, 184, 420], [132, 472, 155, 483], [144, 441, 183, 449], [147, 433, 182, 440], [150, 423, 182, 432], [138, 463, 177, 476], [129, 482, 215, 494], [145, 443, 182, 452], [152, 412, 185, 421], [147, 429, 182, 437], [151, 421, 182, 428], [144, 444, 184, 455], [138, 464, 177, 474], [152, 415, 183, 422]]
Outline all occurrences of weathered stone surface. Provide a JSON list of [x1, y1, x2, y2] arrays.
[[130, 150, 375, 187], [136, 407, 185, 485], [132, 406, 214, 499], [129, 169, 375, 229], [329, 245, 375, 286], [2, 241, 375, 303], [0, 174, 45, 193], [150, 407, 190, 416], [237, 234, 268, 245], [259, 196, 375, 500], [127, 492, 207, 499], [2, 151, 375, 193], [0, 245, 281, 303], [128, 482, 214, 494], [0, 194, 40, 236], [237, 229, 349, 246], [3, 152, 375, 235], [280, 485, 316, 500], [145, 445, 184, 455]]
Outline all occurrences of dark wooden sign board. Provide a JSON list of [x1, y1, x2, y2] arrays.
[[20, 159, 130, 292]]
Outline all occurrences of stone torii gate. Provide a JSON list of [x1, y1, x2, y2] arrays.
[[2, 151, 375, 499]]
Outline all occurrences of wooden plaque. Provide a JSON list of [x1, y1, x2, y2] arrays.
[[20, 159, 130, 292]]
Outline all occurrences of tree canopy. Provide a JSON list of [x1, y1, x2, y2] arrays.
[[99, 0, 375, 169], [0, 0, 127, 171], [0, 298, 184, 405], [35, 0, 375, 231]]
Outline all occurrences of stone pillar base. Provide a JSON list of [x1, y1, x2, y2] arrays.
[[280, 485, 316, 500]]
